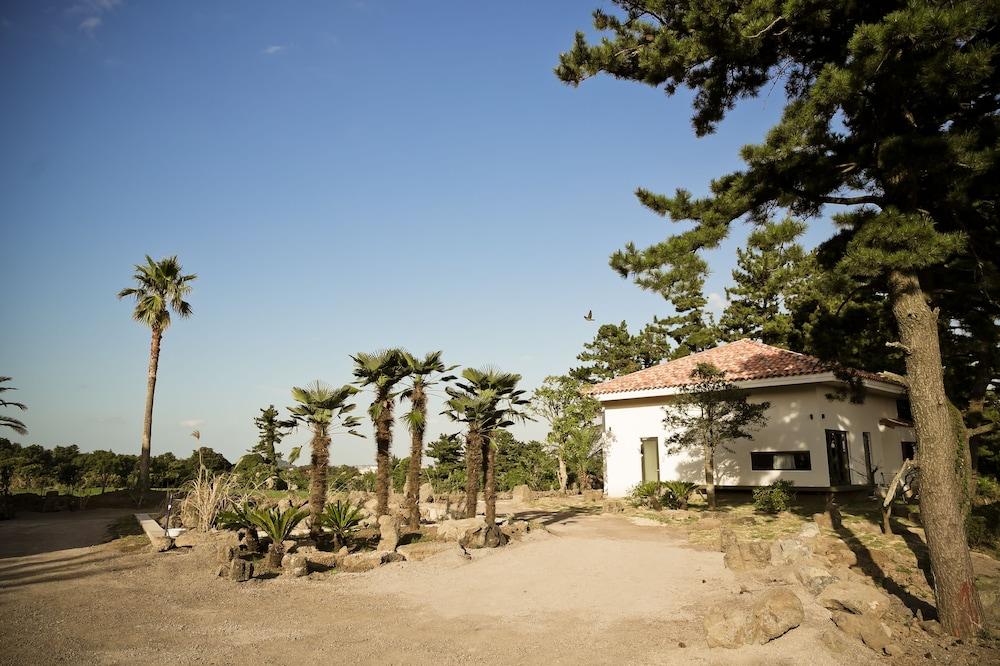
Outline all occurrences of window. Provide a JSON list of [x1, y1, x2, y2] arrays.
[[901, 441, 917, 461], [896, 399, 913, 422], [751, 451, 812, 471]]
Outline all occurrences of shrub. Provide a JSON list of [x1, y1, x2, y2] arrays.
[[752, 480, 795, 513], [977, 475, 1000, 503], [660, 481, 699, 509], [628, 481, 665, 509], [967, 503, 1000, 550], [319, 499, 365, 550]]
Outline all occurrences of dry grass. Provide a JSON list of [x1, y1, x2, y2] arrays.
[[178, 466, 261, 531]]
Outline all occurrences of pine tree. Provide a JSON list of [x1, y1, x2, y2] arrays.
[[571, 320, 671, 382], [557, 1, 999, 635], [252, 405, 294, 468], [719, 219, 814, 348]]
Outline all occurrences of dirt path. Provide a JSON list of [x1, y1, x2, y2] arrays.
[[0, 510, 878, 665]]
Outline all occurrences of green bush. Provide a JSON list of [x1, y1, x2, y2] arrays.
[[660, 481, 699, 509], [628, 481, 665, 509], [752, 480, 795, 513], [977, 475, 1000, 502], [967, 503, 1000, 550]]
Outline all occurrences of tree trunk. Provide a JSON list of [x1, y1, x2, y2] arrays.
[[557, 455, 568, 493], [703, 443, 716, 510], [578, 463, 590, 492], [138, 327, 162, 493], [405, 389, 426, 531], [464, 429, 481, 518], [484, 433, 497, 526], [374, 399, 393, 517], [308, 431, 330, 539], [888, 269, 983, 638]]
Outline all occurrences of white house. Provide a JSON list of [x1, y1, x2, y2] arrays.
[[593, 339, 916, 497]]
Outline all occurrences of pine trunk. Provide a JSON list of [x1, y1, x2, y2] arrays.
[[888, 269, 983, 637], [484, 433, 497, 526], [703, 443, 716, 510], [308, 431, 330, 538], [405, 389, 426, 531], [138, 327, 162, 493], [375, 400, 393, 517], [464, 429, 482, 518]]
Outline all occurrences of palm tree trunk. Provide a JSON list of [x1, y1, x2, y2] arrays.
[[464, 429, 481, 518], [703, 443, 716, 510], [139, 327, 162, 493], [308, 431, 330, 538], [484, 432, 497, 525], [375, 400, 393, 517], [557, 454, 568, 493], [888, 269, 983, 637], [405, 390, 426, 531]]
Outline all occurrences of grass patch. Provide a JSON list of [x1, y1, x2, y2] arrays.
[[105, 514, 144, 540]]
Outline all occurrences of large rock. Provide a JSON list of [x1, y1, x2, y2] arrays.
[[281, 553, 309, 577], [720, 529, 772, 571], [499, 519, 530, 539], [419, 482, 434, 503], [420, 504, 448, 522], [377, 514, 401, 552], [771, 538, 811, 565], [338, 550, 405, 573], [437, 517, 488, 543], [397, 541, 452, 561], [818, 581, 894, 618], [831, 610, 893, 653], [149, 536, 176, 553], [224, 558, 254, 582], [511, 485, 533, 504], [703, 588, 804, 648], [794, 561, 838, 595]]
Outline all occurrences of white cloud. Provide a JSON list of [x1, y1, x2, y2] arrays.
[[79, 16, 102, 35], [706, 291, 729, 317], [180, 419, 204, 428], [262, 45, 286, 55]]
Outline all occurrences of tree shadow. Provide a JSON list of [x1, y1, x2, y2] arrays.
[[512, 506, 602, 527]]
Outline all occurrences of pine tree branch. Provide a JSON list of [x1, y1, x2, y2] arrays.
[[744, 16, 784, 39], [879, 371, 909, 387], [790, 188, 884, 207], [886, 341, 911, 355], [968, 423, 995, 437]]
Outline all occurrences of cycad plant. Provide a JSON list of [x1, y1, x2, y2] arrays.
[[400, 351, 456, 530], [319, 499, 365, 550], [117, 255, 196, 491], [249, 505, 309, 567], [288, 381, 362, 538], [661, 481, 700, 510], [217, 500, 260, 552], [0, 377, 28, 436], [445, 368, 530, 525], [351, 349, 409, 517]]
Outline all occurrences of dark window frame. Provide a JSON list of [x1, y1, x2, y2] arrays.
[[901, 441, 917, 461], [750, 451, 812, 471]]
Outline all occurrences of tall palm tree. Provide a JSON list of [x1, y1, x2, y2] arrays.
[[117, 255, 196, 491], [0, 377, 28, 436], [352, 349, 409, 517], [288, 381, 362, 538], [400, 351, 456, 530], [445, 368, 530, 524]]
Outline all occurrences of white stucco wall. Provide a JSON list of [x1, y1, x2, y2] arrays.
[[601, 382, 914, 497]]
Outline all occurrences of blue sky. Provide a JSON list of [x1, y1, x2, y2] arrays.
[[0, 1, 833, 465]]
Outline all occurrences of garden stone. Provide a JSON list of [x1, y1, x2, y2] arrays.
[[771, 538, 811, 565], [798, 523, 821, 539], [419, 482, 434, 503], [720, 529, 772, 571], [377, 514, 401, 552], [703, 588, 804, 648], [794, 562, 838, 595], [304, 551, 338, 570], [437, 517, 487, 543], [339, 550, 404, 573], [818, 581, 893, 618], [582, 489, 603, 502], [511, 485, 533, 503], [482, 525, 509, 548], [420, 504, 447, 522], [499, 519, 529, 539], [281, 554, 308, 577], [225, 558, 253, 582], [831, 610, 892, 652], [149, 536, 176, 553]]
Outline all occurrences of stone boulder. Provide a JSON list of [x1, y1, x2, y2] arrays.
[[831, 610, 893, 653], [818, 581, 894, 618], [720, 529, 772, 571], [420, 504, 448, 522], [703, 588, 804, 648], [149, 536, 176, 553], [397, 541, 452, 561], [511, 485, 533, 504], [281, 553, 309, 577], [499, 519, 530, 539], [419, 483, 434, 503], [581, 489, 603, 502], [437, 517, 488, 543], [771, 537, 811, 565], [338, 550, 406, 573], [221, 558, 254, 582], [377, 514, 401, 552], [794, 561, 838, 595]]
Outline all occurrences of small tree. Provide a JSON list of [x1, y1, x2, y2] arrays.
[[531, 375, 601, 492], [662, 363, 769, 509], [252, 405, 295, 471]]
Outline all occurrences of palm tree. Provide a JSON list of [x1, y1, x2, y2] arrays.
[[0, 377, 27, 436], [288, 381, 362, 538], [117, 256, 196, 491], [400, 351, 456, 530], [351, 349, 409, 517], [445, 368, 530, 525]]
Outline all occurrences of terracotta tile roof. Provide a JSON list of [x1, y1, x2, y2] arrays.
[[589, 339, 898, 395]]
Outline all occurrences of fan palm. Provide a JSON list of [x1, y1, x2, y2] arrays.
[[117, 255, 196, 491], [400, 351, 456, 530], [351, 349, 409, 517], [288, 381, 362, 538], [445, 367, 531, 524], [0, 377, 28, 436]]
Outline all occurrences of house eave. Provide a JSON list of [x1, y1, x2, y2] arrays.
[[594, 372, 906, 403]]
